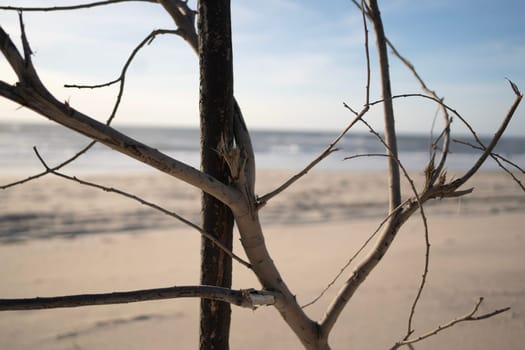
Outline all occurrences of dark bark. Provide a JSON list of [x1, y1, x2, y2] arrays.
[[198, 1, 234, 349]]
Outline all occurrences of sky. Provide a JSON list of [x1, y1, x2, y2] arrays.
[[0, 0, 524, 136]]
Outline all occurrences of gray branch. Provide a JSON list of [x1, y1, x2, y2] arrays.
[[0, 286, 276, 311], [0, 0, 156, 12]]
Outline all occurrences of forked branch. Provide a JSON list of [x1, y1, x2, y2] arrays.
[[0, 16, 242, 209], [159, 0, 198, 53], [258, 0, 373, 206], [256, 101, 369, 207], [391, 298, 510, 349], [2, 29, 180, 190], [453, 139, 525, 191], [32, 147, 251, 269]]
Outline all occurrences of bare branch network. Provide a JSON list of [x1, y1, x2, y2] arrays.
[[0, 1, 522, 349]]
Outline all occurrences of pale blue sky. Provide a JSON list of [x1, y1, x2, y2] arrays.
[[0, 0, 523, 136]]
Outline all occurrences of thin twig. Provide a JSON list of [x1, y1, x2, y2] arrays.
[[66, 29, 180, 125], [33, 147, 251, 269], [368, 93, 458, 117], [65, 29, 178, 89], [454, 82, 522, 187], [453, 139, 525, 173], [1, 140, 96, 190], [258, 0, 374, 207], [258, 87, 372, 205], [391, 298, 510, 349], [344, 152, 387, 160], [367, 92, 495, 155], [0, 285, 275, 311], [452, 139, 525, 192], [357, 118, 432, 338], [361, 0, 371, 106], [0, 0, 156, 12], [405, 209, 430, 338], [257, 109, 371, 206]]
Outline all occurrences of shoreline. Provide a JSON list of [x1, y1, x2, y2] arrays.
[[1, 169, 523, 243]]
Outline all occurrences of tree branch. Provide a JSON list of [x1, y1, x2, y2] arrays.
[[0, 285, 276, 311], [455, 83, 522, 186], [0, 0, 156, 12], [453, 139, 524, 191], [158, 0, 198, 53], [256, 104, 370, 207], [453, 139, 525, 173], [368, 0, 401, 211]]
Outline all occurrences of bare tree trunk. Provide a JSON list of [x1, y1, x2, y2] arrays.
[[198, 1, 234, 349]]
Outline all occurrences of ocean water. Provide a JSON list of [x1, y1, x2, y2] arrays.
[[1, 122, 524, 174]]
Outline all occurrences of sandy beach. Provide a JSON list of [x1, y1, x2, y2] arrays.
[[0, 169, 524, 349]]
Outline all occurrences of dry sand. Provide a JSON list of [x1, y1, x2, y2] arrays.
[[0, 170, 524, 349]]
